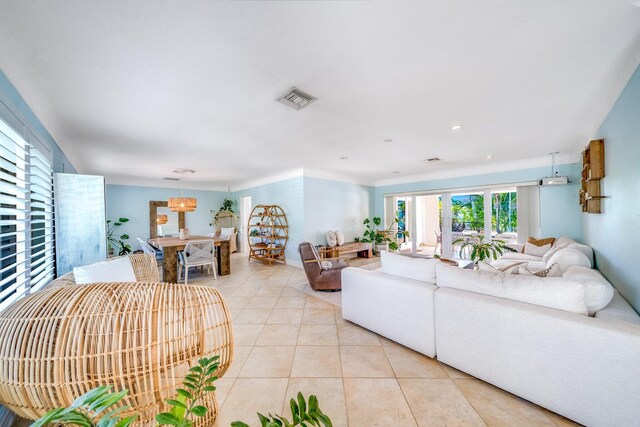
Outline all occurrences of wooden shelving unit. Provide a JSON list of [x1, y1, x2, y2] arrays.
[[247, 204, 288, 265], [580, 139, 605, 214]]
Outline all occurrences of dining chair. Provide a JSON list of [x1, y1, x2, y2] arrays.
[[178, 240, 217, 284], [137, 237, 163, 262]]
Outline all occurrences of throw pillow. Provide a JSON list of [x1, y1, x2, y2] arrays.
[[517, 263, 562, 277], [527, 236, 556, 247], [335, 230, 345, 246], [478, 261, 526, 274], [74, 257, 137, 285], [326, 231, 337, 247], [320, 260, 333, 270], [563, 265, 615, 315], [545, 248, 591, 273], [523, 242, 551, 257], [220, 227, 235, 239]]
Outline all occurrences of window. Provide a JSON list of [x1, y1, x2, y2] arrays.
[[0, 117, 54, 311]]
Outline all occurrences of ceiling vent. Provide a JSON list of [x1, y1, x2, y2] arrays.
[[276, 87, 317, 110], [424, 157, 442, 162]]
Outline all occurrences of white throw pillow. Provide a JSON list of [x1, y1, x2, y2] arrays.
[[435, 264, 588, 315], [545, 248, 591, 272], [326, 231, 337, 247], [335, 230, 345, 246], [523, 242, 551, 257], [380, 251, 438, 284], [478, 261, 525, 274], [563, 265, 615, 315], [517, 263, 562, 278], [74, 257, 136, 285], [542, 243, 569, 264]]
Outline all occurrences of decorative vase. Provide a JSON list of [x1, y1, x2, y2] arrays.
[[179, 228, 191, 240], [375, 242, 389, 255]]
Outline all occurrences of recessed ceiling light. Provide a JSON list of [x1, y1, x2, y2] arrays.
[[392, 171, 400, 174], [423, 157, 442, 162], [485, 155, 493, 159], [449, 124, 463, 131], [384, 138, 393, 143], [340, 156, 348, 160]]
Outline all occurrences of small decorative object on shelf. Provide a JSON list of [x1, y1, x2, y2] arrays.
[[179, 227, 191, 240], [579, 139, 605, 214], [247, 204, 289, 265]]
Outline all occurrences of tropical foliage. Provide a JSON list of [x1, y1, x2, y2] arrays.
[[219, 198, 235, 213], [356, 214, 409, 251], [107, 217, 131, 256], [231, 392, 332, 427], [452, 235, 516, 263], [446, 192, 517, 233]]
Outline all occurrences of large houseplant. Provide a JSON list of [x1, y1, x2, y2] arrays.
[[356, 214, 408, 254], [452, 234, 516, 264], [107, 217, 131, 256]]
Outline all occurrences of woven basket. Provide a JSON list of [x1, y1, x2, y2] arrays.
[[0, 281, 233, 425]]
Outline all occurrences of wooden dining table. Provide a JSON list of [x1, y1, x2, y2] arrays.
[[148, 235, 231, 283]]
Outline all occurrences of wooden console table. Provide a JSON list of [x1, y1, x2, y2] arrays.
[[318, 242, 373, 259], [148, 235, 231, 282]]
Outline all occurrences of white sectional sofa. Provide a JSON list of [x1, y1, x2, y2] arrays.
[[494, 236, 594, 271], [341, 249, 640, 427]]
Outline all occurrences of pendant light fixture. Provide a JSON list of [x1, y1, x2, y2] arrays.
[[168, 168, 197, 212], [156, 214, 168, 224]]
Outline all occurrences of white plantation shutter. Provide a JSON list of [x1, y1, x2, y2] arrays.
[[0, 116, 54, 311]]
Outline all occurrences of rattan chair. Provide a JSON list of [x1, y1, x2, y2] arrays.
[[0, 255, 233, 426]]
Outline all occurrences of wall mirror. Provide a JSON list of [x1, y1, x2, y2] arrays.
[[149, 201, 185, 239]]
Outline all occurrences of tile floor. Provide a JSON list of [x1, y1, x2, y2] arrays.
[[188, 254, 581, 427]]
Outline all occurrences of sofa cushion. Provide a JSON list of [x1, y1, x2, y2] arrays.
[[335, 230, 345, 246], [517, 263, 562, 278], [523, 242, 551, 257], [73, 256, 137, 284], [594, 290, 640, 325], [478, 261, 525, 274], [545, 248, 591, 272], [380, 251, 437, 284], [563, 266, 615, 315], [435, 264, 588, 315]]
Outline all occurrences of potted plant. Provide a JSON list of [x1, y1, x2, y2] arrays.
[[219, 197, 234, 212], [452, 234, 516, 266], [107, 217, 131, 256], [249, 228, 262, 245], [357, 214, 408, 255]]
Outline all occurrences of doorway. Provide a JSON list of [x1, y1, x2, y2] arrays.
[[239, 196, 252, 253]]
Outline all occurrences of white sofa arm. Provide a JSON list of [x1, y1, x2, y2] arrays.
[[342, 267, 437, 357], [435, 288, 640, 427]]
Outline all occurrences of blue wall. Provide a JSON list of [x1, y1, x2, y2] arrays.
[[583, 64, 640, 312], [375, 163, 583, 241], [106, 184, 228, 251], [304, 177, 374, 244], [0, 69, 75, 174]]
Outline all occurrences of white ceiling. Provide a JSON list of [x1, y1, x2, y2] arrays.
[[1, 0, 639, 188]]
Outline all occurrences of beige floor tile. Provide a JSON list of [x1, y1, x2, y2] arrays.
[[343, 378, 417, 426], [305, 296, 335, 310], [337, 324, 381, 346], [214, 378, 288, 427], [255, 325, 300, 346], [283, 378, 348, 426], [439, 361, 474, 379], [301, 308, 336, 324], [254, 287, 285, 297], [239, 346, 295, 378], [230, 286, 260, 297], [297, 324, 339, 346], [232, 324, 264, 346], [290, 345, 342, 378], [275, 296, 307, 309], [244, 295, 279, 309], [340, 346, 394, 378], [378, 335, 402, 347], [224, 295, 252, 309], [334, 309, 348, 325], [223, 345, 252, 378], [538, 408, 582, 427], [233, 308, 273, 325], [267, 308, 304, 324], [454, 379, 555, 426], [399, 379, 485, 427], [383, 346, 448, 378], [212, 377, 235, 407], [281, 287, 308, 297]]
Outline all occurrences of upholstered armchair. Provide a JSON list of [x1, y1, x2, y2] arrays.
[[299, 242, 348, 291]]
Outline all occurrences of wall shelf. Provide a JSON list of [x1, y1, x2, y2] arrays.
[[579, 139, 605, 214], [247, 204, 289, 265]]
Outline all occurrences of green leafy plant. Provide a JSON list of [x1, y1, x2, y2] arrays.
[[156, 356, 220, 427], [107, 217, 131, 256], [359, 214, 409, 252], [220, 198, 235, 213], [452, 235, 517, 263], [31, 385, 136, 427], [231, 392, 332, 427]]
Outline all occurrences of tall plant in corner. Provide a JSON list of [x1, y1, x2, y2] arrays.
[[107, 217, 131, 256]]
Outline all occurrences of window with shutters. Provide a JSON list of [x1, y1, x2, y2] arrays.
[[0, 116, 54, 311]]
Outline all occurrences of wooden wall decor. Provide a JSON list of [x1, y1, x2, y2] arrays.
[[149, 200, 185, 238], [580, 139, 606, 214], [247, 204, 289, 265]]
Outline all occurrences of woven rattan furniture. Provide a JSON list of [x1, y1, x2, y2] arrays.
[[0, 254, 233, 425], [248, 204, 289, 265]]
